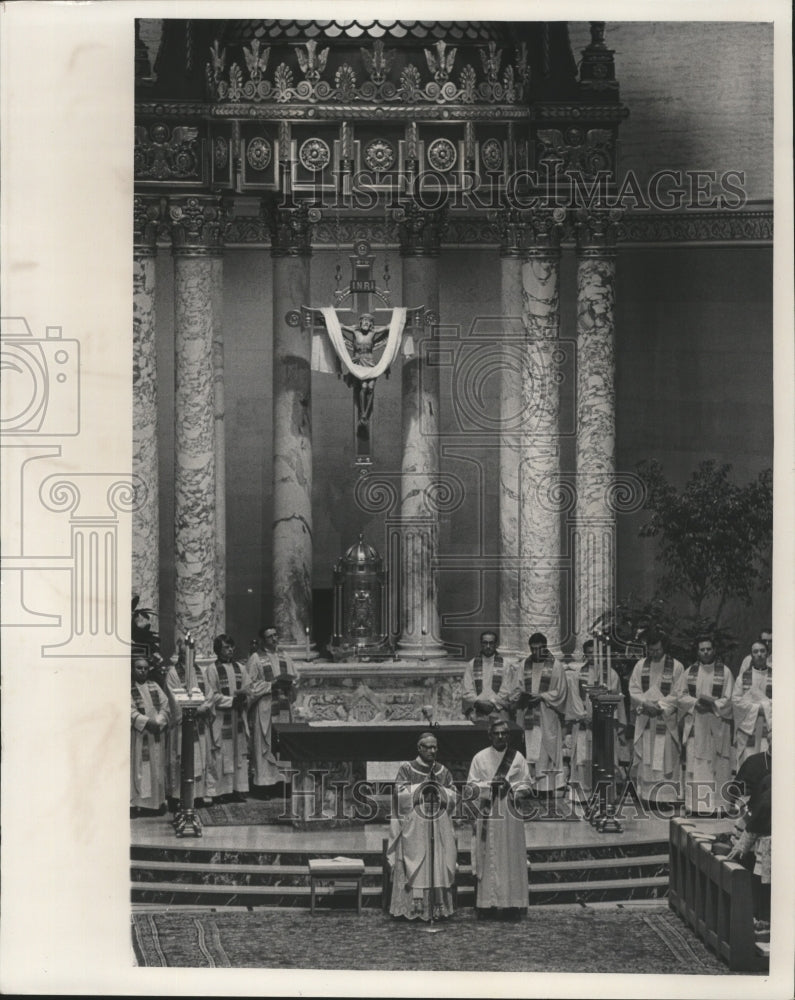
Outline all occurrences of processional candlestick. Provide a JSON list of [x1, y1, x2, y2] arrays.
[[172, 632, 204, 838], [586, 625, 623, 834]]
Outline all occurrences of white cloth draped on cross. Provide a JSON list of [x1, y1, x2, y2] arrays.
[[311, 306, 411, 377]]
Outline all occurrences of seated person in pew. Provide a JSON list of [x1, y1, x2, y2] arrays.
[[726, 739, 772, 928]]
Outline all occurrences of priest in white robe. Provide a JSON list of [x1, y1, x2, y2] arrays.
[[461, 630, 513, 722], [510, 632, 568, 793], [130, 655, 170, 814], [679, 637, 734, 815], [246, 625, 299, 789], [467, 718, 532, 919], [387, 732, 457, 921], [628, 630, 687, 804], [207, 633, 250, 802], [732, 639, 772, 770]]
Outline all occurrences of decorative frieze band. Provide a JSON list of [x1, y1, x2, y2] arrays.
[[146, 204, 773, 249], [204, 37, 531, 108]]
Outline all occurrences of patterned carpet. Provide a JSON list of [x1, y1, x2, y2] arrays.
[[131, 905, 736, 973]]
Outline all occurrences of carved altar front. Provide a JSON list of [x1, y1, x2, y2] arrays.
[[293, 658, 464, 724]]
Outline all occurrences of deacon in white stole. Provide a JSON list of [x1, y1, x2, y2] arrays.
[[467, 720, 532, 916]]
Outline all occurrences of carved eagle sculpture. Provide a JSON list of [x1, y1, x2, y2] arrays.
[[296, 39, 330, 81], [425, 40, 457, 83]]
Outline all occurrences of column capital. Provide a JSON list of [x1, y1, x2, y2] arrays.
[[490, 207, 567, 258], [395, 202, 448, 257], [169, 195, 226, 257], [574, 207, 625, 257], [264, 199, 319, 257], [523, 207, 568, 259], [133, 194, 164, 257]]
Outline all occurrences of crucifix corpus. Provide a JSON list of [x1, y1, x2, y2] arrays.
[[289, 240, 428, 469]]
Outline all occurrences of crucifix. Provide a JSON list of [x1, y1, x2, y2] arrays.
[[288, 240, 428, 470]]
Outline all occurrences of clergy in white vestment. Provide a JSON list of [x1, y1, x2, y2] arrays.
[[461, 630, 513, 722], [206, 633, 250, 802], [628, 630, 687, 804], [130, 655, 170, 814], [680, 637, 734, 815], [387, 733, 457, 921], [510, 632, 569, 793], [245, 625, 299, 788], [732, 640, 772, 770], [467, 718, 532, 919]]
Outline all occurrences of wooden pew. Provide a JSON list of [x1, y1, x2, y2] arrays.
[[668, 817, 768, 972]]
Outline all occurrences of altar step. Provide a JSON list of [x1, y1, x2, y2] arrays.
[[131, 839, 671, 909]]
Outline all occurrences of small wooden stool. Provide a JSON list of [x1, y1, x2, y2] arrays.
[[308, 858, 366, 914]]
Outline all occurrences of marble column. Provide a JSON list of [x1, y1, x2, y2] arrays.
[[518, 210, 565, 654], [573, 209, 622, 644], [267, 202, 315, 650], [169, 195, 224, 657], [132, 195, 161, 614], [211, 256, 226, 632], [397, 206, 447, 655], [495, 210, 526, 655]]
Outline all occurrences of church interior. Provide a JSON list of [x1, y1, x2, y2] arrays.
[[130, 17, 774, 972]]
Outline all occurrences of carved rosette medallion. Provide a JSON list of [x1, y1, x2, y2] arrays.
[[481, 138, 503, 172], [246, 136, 272, 171], [364, 138, 396, 173], [299, 137, 331, 172], [427, 137, 457, 172]]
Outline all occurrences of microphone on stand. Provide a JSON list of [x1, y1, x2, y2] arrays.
[[423, 764, 444, 933]]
